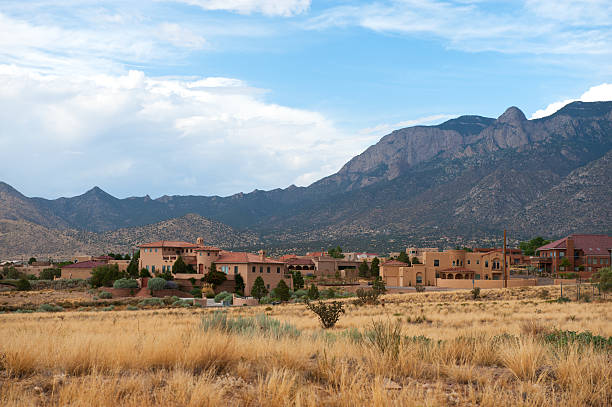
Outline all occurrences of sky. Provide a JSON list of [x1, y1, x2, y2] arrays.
[[0, 0, 611, 199]]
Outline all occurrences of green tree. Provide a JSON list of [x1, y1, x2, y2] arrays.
[[373, 276, 386, 293], [250, 276, 268, 300], [39, 268, 60, 280], [139, 268, 152, 278], [519, 237, 551, 256], [358, 260, 370, 278], [370, 257, 380, 277], [397, 252, 411, 265], [124, 254, 131, 261], [127, 250, 140, 278], [328, 246, 345, 259], [595, 267, 611, 294], [28, 257, 37, 265], [273, 279, 291, 302], [411, 257, 421, 265], [234, 273, 245, 296], [90, 264, 124, 288], [203, 263, 226, 288], [292, 271, 304, 290], [307, 283, 320, 300], [16, 277, 31, 291], [559, 258, 571, 271], [172, 256, 189, 274]]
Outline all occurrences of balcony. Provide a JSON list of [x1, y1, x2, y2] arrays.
[[530, 257, 552, 263]]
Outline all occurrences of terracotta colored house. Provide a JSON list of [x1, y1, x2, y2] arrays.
[[61, 260, 108, 279], [532, 234, 612, 277], [139, 239, 292, 296]]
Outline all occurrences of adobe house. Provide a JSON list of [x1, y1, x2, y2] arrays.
[[139, 239, 292, 296]]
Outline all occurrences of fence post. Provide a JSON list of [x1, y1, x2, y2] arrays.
[[560, 281, 563, 299]]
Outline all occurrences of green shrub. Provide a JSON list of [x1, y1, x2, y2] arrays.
[[365, 319, 402, 357], [147, 277, 167, 293], [306, 300, 345, 329], [259, 295, 274, 304], [354, 288, 379, 306], [415, 285, 426, 293], [126, 305, 140, 311], [90, 264, 125, 287], [307, 284, 319, 300], [272, 280, 291, 302], [39, 268, 61, 280], [471, 287, 481, 299], [543, 330, 612, 351], [16, 278, 31, 291], [172, 299, 193, 307], [38, 303, 63, 312], [138, 298, 164, 307], [102, 305, 114, 311], [31, 279, 88, 290], [373, 276, 386, 294], [98, 291, 112, 299], [214, 291, 232, 303], [190, 287, 202, 298], [202, 311, 301, 339], [113, 278, 139, 289], [293, 289, 308, 298]]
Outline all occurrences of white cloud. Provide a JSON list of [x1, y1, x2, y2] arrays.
[[0, 65, 370, 197], [359, 114, 456, 138], [306, 0, 612, 55], [176, 0, 311, 17], [530, 83, 612, 119]]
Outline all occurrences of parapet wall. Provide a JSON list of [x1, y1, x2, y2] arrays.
[[435, 278, 537, 289]]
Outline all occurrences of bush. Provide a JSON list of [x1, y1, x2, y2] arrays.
[[138, 298, 164, 307], [273, 280, 291, 302], [543, 330, 612, 351], [90, 264, 125, 287], [365, 319, 402, 357], [293, 289, 308, 298], [190, 287, 202, 298], [16, 278, 31, 291], [471, 287, 481, 299], [102, 305, 114, 311], [259, 295, 274, 304], [172, 299, 193, 307], [113, 278, 139, 289], [373, 276, 386, 293], [147, 277, 167, 293], [307, 284, 319, 300], [538, 289, 550, 299], [203, 288, 216, 298], [126, 305, 139, 311], [415, 285, 426, 293], [38, 303, 63, 312], [30, 279, 88, 290], [39, 268, 61, 280], [98, 291, 112, 299], [202, 311, 301, 339], [354, 288, 380, 306], [306, 300, 345, 328], [214, 291, 232, 303]]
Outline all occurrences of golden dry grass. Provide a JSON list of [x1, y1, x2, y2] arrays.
[[0, 287, 610, 406]]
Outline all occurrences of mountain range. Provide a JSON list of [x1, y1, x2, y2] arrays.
[[1, 101, 611, 259]]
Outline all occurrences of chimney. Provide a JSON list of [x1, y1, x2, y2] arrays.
[[196, 237, 204, 245], [259, 250, 266, 261], [566, 236, 575, 272]]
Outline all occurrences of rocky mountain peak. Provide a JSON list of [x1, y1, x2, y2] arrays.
[[497, 106, 527, 125]]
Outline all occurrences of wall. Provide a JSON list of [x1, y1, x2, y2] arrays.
[[60, 267, 93, 279], [435, 278, 536, 289], [244, 263, 292, 295]]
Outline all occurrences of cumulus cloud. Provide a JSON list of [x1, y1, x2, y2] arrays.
[[0, 66, 374, 198], [530, 83, 612, 119], [176, 0, 311, 17]]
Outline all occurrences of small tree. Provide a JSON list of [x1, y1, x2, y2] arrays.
[[251, 276, 268, 300], [328, 246, 344, 259], [373, 276, 386, 294], [139, 268, 152, 278], [28, 257, 37, 265], [308, 283, 320, 300], [274, 279, 291, 302], [559, 258, 571, 271], [292, 271, 304, 290], [411, 257, 421, 264], [172, 256, 189, 274], [234, 273, 245, 296], [39, 268, 60, 280], [127, 251, 140, 278], [203, 265, 227, 288], [471, 287, 481, 299], [90, 264, 124, 288], [370, 257, 380, 277], [595, 267, 612, 295], [358, 260, 370, 278], [16, 278, 31, 291], [147, 277, 167, 295], [306, 300, 345, 328], [397, 252, 411, 265]]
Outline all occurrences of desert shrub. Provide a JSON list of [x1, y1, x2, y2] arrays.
[[406, 314, 430, 324], [321, 288, 336, 299], [172, 299, 193, 307], [538, 288, 550, 299], [415, 285, 426, 293], [13, 309, 35, 314], [37, 303, 63, 312], [203, 288, 216, 298], [543, 330, 612, 351], [293, 289, 308, 298], [471, 287, 481, 299], [92, 296, 99, 300], [259, 295, 274, 305], [307, 284, 319, 300], [102, 305, 114, 311], [16, 278, 31, 291], [365, 319, 402, 357], [126, 305, 139, 311], [163, 296, 180, 305], [30, 279, 88, 290], [372, 276, 386, 293], [214, 291, 232, 303], [113, 278, 138, 289], [138, 298, 163, 307], [147, 277, 167, 293], [164, 280, 179, 290], [190, 287, 202, 298], [202, 311, 301, 339], [90, 264, 124, 287], [558, 272, 579, 279], [354, 288, 379, 306], [39, 268, 61, 280], [306, 300, 345, 329], [98, 291, 112, 299]]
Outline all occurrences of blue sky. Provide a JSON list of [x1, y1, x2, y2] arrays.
[[0, 0, 611, 198]]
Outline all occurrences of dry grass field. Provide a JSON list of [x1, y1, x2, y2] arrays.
[[0, 286, 610, 406]]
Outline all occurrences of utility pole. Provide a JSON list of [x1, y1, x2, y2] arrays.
[[503, 229, 508, 289]]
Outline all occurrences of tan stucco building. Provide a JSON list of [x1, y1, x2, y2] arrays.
[[139, 239, 292, 296]]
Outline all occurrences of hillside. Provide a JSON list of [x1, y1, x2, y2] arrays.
[[1, 101, 611, 256]]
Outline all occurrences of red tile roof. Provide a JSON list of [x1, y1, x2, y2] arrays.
[[382, 260, 409, 266], [216, 251, 285, 264], [439, 267, 474, 273], [62, 261, 107, 269], [285, 258, 315, 266], [537, 234, 612, 255]]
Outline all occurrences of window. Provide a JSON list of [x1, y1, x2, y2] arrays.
[[416, 275, 422, 284], [260, 266, 263, 273], [234, 266, 239, 274], [475, 274, 481, 280], [277, 267, 280, 274], [452, 260, 455, 266], [252, 266, 256, 273], [467, 260, 471, 265], [146, 265, 149, 271], [266, 284, 270, 289], [151, 265, 155, 273], [207, 252, 210, 256], [476, 260, 479, 264], [560, 251, 564, 257], [162, 266, 165, 272], [485, 261, 489, 268], [434, 259, 440, 267], [267, 267, 270, 273]]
